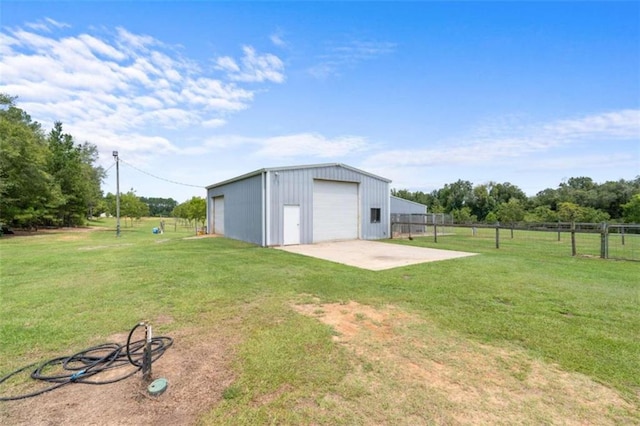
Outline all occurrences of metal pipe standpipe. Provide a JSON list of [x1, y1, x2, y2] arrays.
[[143, 324, 152, 381]]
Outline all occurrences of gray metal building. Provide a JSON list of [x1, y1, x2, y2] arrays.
[[390, 196, 428, 235], [206, 163, 391, 246], [390, 196, 428, 215]]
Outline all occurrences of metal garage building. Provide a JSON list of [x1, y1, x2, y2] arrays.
[[390, 195, 428, 215], [390, 196, 428, 236], [206, 163, 391, 246]]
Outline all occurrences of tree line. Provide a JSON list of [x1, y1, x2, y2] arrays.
[[1, 95, 104, 228], [392, 177, 640, 224], [99, 193, 205, 229], [1, 94, 204, 229], [4, 93, 637, 229]]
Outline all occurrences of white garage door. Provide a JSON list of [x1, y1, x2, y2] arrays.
[[213, 196, 224, 235], [313, 180, 358, 242]]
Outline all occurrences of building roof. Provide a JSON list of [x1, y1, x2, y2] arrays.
[[206, 163, 392, 189], [390, 195, 428, 208]]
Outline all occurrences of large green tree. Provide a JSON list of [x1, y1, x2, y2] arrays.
[[186, 197, 206, 227], [171, 196, 207, 233], [121, 191, 150, 226], [490, 182, 528, 205], [469, 183, 497, 221], [622, 194, 640, 223], [1, 95, 106, 228], [437, 179, 474, 212], [47, 122, 104, 226], [496, 198, 526, 225], [0, 95, 61, 228], [104, 191, 150, 226]]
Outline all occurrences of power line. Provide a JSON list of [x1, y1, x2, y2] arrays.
[[103, 162, 116, 173], [118, 157, 205, 189]]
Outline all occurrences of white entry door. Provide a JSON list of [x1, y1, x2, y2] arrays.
[[213, 196, 224, 235], [283, 205, 300, 245]]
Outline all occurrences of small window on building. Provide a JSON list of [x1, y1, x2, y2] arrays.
[[370, 208, 381, 223]]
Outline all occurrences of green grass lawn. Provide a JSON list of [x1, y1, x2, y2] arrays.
[[1, 218, 638, 422]]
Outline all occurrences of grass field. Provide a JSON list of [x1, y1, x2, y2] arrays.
[[1, 218, 638, 424]]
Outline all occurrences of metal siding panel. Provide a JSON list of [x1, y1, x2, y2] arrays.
[[208, 175, 263, 245], [206, 189, 213, 234], [361, 176, 390, 240], [391, 196, 427, 215]]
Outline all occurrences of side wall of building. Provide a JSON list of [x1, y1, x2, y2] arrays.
[[390, 196, 428, 236], [207, 173, 263, 245], [390, 196, 428, 215]]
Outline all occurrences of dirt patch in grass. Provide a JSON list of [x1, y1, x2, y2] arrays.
[[78, 243, 134, 250], [293, 300, 637, 425], [1, 323, 238, 425], [182, 235, 220, 240], [3, 227, 101, 238]]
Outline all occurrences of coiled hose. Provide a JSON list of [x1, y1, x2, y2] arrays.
[[0, 323, 173, 401]]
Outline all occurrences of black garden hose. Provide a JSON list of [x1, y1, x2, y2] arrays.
[[0, 324, 173, 401]]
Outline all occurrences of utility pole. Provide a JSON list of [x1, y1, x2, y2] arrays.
[[113, 151, 121, 238]]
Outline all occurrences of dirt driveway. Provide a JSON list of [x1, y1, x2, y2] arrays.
[[275, 240, 476, 270]]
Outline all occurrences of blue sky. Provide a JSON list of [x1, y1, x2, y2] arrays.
[[2, 1, 639, 202]]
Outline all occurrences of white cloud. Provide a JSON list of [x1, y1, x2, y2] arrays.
[[256, 133, 368, 158], [24, 18, 70, 32], [270, 30, 287, 48], [216, 46, 285, 83], [78, 34, 127, 60], [115, 27, 156, 53], [191, 132, 369, 159], [364, 110, 640, 169], [308, 38, 396, 79], [202, 135, 250, 149], [523, 153, 637, 171], [202, 118, 227, 128], [545, 109, 640, 139], [216, 56, 240, 73], [0, 21, 286, 167], [132, 96, 164, 109]]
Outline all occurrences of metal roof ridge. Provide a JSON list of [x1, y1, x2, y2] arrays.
[[390, 195, 428, 207], [206, 163, 391, 188]]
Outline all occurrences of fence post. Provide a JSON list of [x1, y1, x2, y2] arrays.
[[600, 222, 608, 259], [495, 224, 500, 249], [621, 225, 625, 246], [557, 220, 561, 241], [571, 221, 576, 256], [433, 223, 438, 243]]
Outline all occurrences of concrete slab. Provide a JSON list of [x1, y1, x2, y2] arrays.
[[274, 240, 477, 271]]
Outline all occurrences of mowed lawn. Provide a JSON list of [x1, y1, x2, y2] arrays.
[[1, 218, 638, 424]]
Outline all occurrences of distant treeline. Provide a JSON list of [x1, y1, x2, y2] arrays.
[[4, 93, 638, 229], [392, 177, 640, 224]]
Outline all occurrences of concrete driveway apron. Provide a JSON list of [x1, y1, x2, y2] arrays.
[[275, 240, 476, 271]]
